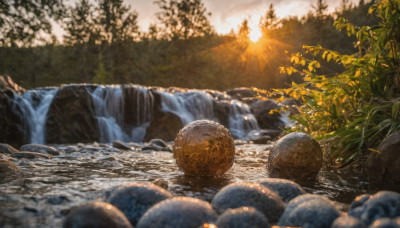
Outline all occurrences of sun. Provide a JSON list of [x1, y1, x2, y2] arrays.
[[249, 27, 262, 43]]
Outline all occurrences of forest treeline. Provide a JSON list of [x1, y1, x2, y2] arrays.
[[0, 0, 378, 90]]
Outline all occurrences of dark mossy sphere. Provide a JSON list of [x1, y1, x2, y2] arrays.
[[173, 120, 235, 176]]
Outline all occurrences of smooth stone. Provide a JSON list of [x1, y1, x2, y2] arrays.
[[215, 206, 270, 228], [136, 196, 218, 228], [151, 179, 168, 190], [0, 159, 20, 173], [278, 194, 341, 228], [108, 182, 172, 226], [211, 182, 285, 224], [112, 140, 131, 150], [348, 194, 371, 218], [0, 143, 19, 154], [332, 216, 366, 228], [11, 152, 52, 159], [348, 191, 400, 226], [46, 195, 70, 205], [173, 120, 235, 176], [62, 202, 132, 228], [20, 144, 60, 155], [268, 132, 322, 179], [258, 178, 306, 203], [142, 145, 163, 152], [369, 218, 400, 228], [246, 129, 281, 142]]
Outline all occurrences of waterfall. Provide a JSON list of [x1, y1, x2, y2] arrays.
[[11, 88, 58, 144], [159, 90, 214, 124], [228, 100, 259, 139]]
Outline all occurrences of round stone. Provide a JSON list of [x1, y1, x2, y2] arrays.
[[62, 202, 132, 228], [173, 120, 235, 176], [268, 132, 322, 179], [278, 194, 341, 228], [108, 182, 173, 226], [0, 159, 20, 174], [259, 178, 306, 203], [215, 206, 270, 228], [211, 182, 285, 224], [136, 196, 218, 228], [332, 216, 366, 228]]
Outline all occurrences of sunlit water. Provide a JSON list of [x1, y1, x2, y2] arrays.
[[1, 142, 399, 227]]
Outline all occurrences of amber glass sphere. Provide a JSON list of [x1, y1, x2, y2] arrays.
[[173, 120, 235, 176]]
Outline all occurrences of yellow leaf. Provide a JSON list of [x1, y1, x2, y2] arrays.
[[308, 65, 314, 72], [368, 148, 382, 154]]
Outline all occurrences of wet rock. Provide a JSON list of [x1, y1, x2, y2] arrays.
[[278, 194, 341, 228], [173, 120, 235, 176], [348, 191, 400, 226], [212, 100, 230, 128], [0, 143, 19, 154], [46, 195, 70, 205], [364, 130, 400, 183], [0, 76, 26, 146], [149, 139, 168, 148], [144, 111, 183, 142], [108, 182, 172, 226], [20, 144, 60, 155], [211, 182, 285, 224], [348, 194, 371, 218], [249, 99, 284, 130], [0, 159, 20, 173], [112, 140, 131, 150], [215, 206, 270, 228], [369, 218, 400, 228], [142, 144, 163, 152], [46, 85, 99, 144], [246, 130, 281, 143], [258, 178, 306, 203], [268, 132, 322, 179], [136, 196, 217, 228], [11, 152, 52, 159], [63, 202, 132, 228], [332, 216, 366, 228], [226, 87, 257, 100]]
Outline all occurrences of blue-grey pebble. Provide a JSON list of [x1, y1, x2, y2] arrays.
[[108, 182, 172, 226], [259, 178, 306, 203], [332, 216, 366, 228], [136, 196, 218, 228], [278, 194, 341, 228], [369, 218, 400, 228], [215, 206, 270, 228], [211, 182, 285, 223], [63, 202, 132, 228], [349, 191, 400, 226]]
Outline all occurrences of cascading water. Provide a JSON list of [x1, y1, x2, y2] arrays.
[[159, 90, 215, 124], [228, 100, 259, 139], [11, 88, 58, 144]]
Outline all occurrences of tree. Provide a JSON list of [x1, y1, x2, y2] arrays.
[[312, 0, 328, 21], [0, 0, 64, 47], [260, 3, 278, 35], [238, 19, 250, 43], [155, 0, 213, 41]]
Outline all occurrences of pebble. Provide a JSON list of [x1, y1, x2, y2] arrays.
[[259, 178, 306, 203], [20, 144, 60, 155], [215, 206, 270, 228]]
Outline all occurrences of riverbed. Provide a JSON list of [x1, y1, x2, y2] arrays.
[[1, 141, 399, 227]]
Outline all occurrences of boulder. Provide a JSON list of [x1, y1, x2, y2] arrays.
[[136, 196, 218, 228], [108, 182, 172, 226], [268, 132, 322, 179], [144, 112, 183, 142], [0, 76, 26, 146], [63, 202, 132, 228], [364, 130, 400, 183], [369, 218, 400, 228], [211, 182, 285, 224], [20, 144, 60, 155], [246, 129, 282, 144], [215, 207, 270, 228], [173, 120, 235, 176], [278, 194, 341, 228], [112, 140, 131, 150], [212, 100, 231, 128], [259, 178, 306, 203], [46, 85, 99, 144], [249, 99, 285, 130], [348, 191, 400, 226]]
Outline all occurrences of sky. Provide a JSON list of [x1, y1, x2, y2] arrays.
[[128, 0, 360, 35]]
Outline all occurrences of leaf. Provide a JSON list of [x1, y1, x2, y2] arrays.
[[368, 148, 382, 154]]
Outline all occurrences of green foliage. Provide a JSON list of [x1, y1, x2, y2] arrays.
[[275, 0, 400, 165]]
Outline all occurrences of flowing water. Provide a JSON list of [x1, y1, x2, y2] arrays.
[[1, 142, 399, 227]]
